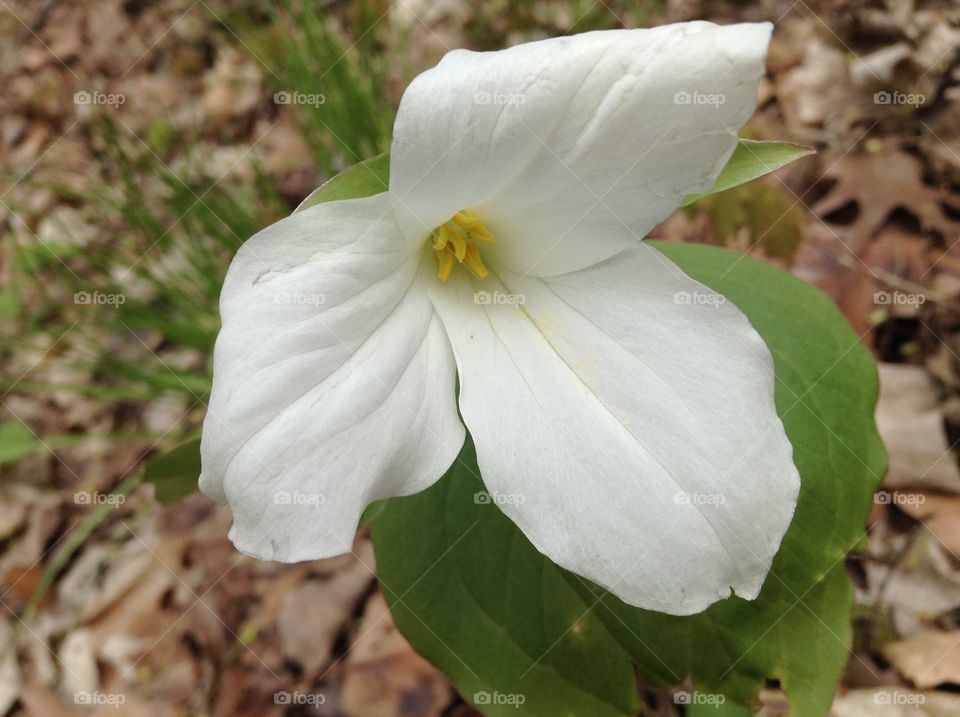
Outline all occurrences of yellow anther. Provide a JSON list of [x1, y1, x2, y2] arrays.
[[463, 243, 489, 279], [431, 227, 448, 251], [450, 232, 468, 261], [434, 248, 456, 282], [453, 210, 481, 229], [430, 209, 496, 282], [470, 225, 495, 244]]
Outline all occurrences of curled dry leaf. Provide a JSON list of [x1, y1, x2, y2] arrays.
[[876, 364, 960, 493], [812, 144, 960, 253], [884, 630, 960, 689]]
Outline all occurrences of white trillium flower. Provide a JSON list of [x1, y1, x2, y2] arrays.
[[200, 21, 801, 615]]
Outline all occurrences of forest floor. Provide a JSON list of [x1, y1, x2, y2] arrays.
[[2, 0, 960, 715]]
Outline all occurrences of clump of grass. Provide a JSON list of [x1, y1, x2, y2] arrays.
[[227, 0, 395, 176]]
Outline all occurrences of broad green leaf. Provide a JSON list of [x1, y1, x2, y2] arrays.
[[144, 437, 201, 504], [682, 140, 814, 206], [295, 140, 810, 214], [296, 152, 389, 210], [374, 437, 639, 717], [373, 241, 884, 716]]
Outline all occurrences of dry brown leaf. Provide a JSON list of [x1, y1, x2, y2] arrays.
[[776, 31, 854, 134], [277, 558, 373, 676], [17, 683, 84, 717], [832, 688, 960, 716], [812, 142, 960, 251], [862, 521, 960, 637], [884, 631, 960, 688], [341, 592, 452, 717], [876, 364, 960, 493], [898, 492, 960, 556]]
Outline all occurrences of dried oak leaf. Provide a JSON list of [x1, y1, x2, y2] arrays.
[[812, 143, 960, 249]]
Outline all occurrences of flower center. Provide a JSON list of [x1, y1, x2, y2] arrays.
[[430, 210, 494, 282]]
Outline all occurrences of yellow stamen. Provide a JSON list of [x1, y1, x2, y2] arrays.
[[431, 227, 448, 251], [430, 209, 496, 282], [470, 225, 495, 244], [434, 248, 456, 281], [463, 243, 489, 279], [450, 232, 467, 261], [453, 210, 481, 229]]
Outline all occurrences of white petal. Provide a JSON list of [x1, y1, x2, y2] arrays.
[[429, 243, 799, 615], [391, 22, 771, 275], [200, 193, 463, 562]]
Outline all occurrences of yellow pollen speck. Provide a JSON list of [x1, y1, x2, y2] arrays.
[[431, 209, 494, 281]]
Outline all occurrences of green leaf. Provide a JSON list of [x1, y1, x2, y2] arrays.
[[373, 241, 884, 716], [295, 140, 810, 215], [0, 423, 159, 466], [681, 140, 814, 206], [144, 437, 201, 504], [374, 437, 639, 717], [296, 152, 389, 211], [0, 422, 44, 466]]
